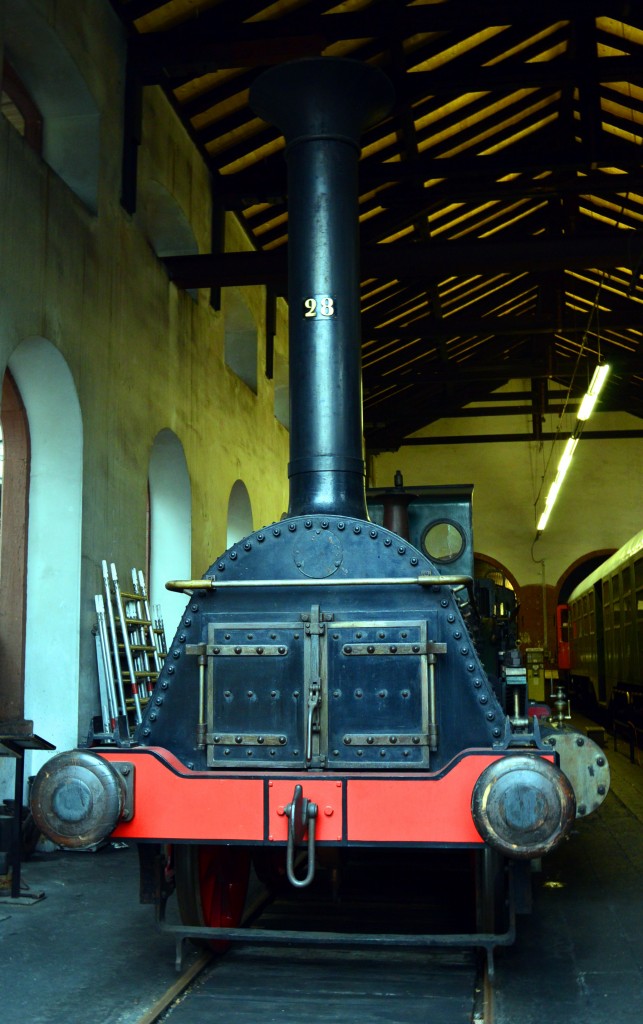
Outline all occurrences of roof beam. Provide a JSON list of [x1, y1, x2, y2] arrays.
[[162, 231, 643, 288], [221, 159, 643, 207], [363, 314, 639, 341], [385, 429, 643, 447], [126, 10, 643, 80]]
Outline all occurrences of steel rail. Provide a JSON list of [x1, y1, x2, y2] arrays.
[[131, 951, 212, 1024]]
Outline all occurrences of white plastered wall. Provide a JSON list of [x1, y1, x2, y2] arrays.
[[7, 338, 83, 785]]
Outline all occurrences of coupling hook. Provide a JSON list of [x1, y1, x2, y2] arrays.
[[284, 784, 318, 888]]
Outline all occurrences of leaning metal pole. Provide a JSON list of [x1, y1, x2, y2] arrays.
[[249, 58, 394, 520]]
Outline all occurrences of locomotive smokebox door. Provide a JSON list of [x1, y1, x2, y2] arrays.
[[328, 617, 439, 768], [206, 620, 306, 768], [205, 599, 444, 770]]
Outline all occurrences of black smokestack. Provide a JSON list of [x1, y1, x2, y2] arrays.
[[250, 58, 394, 519]]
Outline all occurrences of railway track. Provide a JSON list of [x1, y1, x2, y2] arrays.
[[133, 854, 495, 1024], [133, 951, 212, 1024], [134, 945, 492, 1024]]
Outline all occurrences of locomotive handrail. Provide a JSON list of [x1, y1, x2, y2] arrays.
[[166, 574, 473, 592]]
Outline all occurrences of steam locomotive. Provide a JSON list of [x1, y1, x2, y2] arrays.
[[31, 58, 609, 964]]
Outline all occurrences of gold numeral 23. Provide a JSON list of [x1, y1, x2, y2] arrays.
[[303, 296, 336, 318]]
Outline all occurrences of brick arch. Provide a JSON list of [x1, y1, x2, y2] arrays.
[[556, 550, 616, 604], [474, 551, 521, 598]]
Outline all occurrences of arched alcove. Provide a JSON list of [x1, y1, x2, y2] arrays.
[[273, 349, 290, 429], [139, 180, 199, 300], [227, 479, 253, 548], [148, 429, 192, 642], [4, 0, 101, 211], [224, 289, 258, 393], [1, 59, 43, 151], [6, 338, 83, 788]]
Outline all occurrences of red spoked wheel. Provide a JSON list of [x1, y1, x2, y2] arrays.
[[174, 844, 251, 952]]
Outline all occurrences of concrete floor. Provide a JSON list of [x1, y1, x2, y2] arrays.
[[1, 724, 642, 1024], [0, 841, 200, 1024], [495, 751, 643, 1023]]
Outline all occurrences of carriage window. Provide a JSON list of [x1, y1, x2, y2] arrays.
[[636, 558, 643, 662], [623, 569, 632, 624]]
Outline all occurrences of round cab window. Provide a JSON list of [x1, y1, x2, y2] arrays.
[[422, 519, 465, 563]]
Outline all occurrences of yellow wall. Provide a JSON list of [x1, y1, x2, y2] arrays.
[[0, 2, 290, 751], [372, 381, 643, 641]]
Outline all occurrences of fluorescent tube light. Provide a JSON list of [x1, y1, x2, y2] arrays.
[[537, 503, 553, 533], [557, 436, 579, 476], [537, 363, 609, 534], [536, 437, 579, 532], [577, 363, 610, 421]]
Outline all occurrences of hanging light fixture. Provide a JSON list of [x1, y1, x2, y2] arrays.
[[576, 362, 611, 421], [536, 363, 610, 534]]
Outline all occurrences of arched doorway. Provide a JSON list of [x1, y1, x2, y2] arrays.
[[0, 372, 30, 729], [4, 338, 83, 790], [148, 429, 192, 644]]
